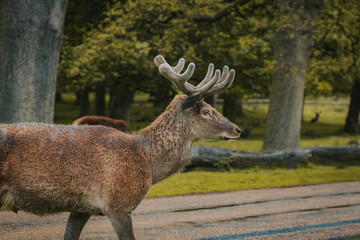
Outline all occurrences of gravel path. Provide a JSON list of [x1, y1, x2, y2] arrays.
[[1, 181, 360, 239]]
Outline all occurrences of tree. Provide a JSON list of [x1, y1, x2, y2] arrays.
[[68, 34, 153, 122], [308, 0, 360, 133], [345, 81, 360, 133], [263, 0, 324, 151], [57, 0, 117, 115], [64, 0, 192, 122], [335, 1, 359, 133], [61, 0, 273, 122], [0, 0, 68, 123]]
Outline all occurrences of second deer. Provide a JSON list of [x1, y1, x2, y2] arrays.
[[73, 115, 132, 133]]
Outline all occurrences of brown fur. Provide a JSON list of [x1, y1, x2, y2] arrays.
[[73, 116, 132, 133], [0, 95, 240, 239]]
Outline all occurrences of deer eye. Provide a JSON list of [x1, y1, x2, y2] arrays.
[[202, 110, 210, 116]]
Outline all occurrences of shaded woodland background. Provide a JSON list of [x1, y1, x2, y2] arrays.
[[0, 0, 359, 151]]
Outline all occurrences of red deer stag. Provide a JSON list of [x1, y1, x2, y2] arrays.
[[73, 116, 132, 133], [0, 55, 241, 240]]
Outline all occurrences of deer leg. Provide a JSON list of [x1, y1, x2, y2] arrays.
[[107, 212, 136, 240], [64, 212, 91, 240]]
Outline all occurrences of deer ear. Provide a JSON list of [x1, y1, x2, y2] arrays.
[[181, 92, 202, 111]]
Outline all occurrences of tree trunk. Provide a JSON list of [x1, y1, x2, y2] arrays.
[[55, 91, 63, 103], [75, 90, 81, 105], [263, 0, 323, 151], [188, 144, 360, 170], [109, 84, 135, 123], [223, 92, 243, 122], [344, 80, 360, 133], [79, 87, 90, 117], [205, 95, 215, 107], [150, 86, 173, 108], [95, 84, 106, 116], [0, 0, 68, 123], [302, 90, 306, 122]]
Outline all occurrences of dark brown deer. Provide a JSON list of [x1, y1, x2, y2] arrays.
[[0, 55, 241, 240], [73, 115, 132, 133], [310, 111, 321, 123]]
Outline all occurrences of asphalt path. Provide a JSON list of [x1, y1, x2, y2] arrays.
[[1, 181, 360, 239]]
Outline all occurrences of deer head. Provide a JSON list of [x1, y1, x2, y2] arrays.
[[154, 55, 241, 140]]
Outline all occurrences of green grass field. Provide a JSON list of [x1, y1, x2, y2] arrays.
[[51, 92, 360, 198], [147, 165, 360, 197]]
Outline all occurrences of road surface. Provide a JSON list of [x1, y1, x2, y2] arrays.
[[1, 181, 360, 239]]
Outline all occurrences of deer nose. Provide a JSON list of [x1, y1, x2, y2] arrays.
[[236, 128, 242, 135]]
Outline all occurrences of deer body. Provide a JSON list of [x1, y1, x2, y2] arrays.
[[0, 97, 192, 214], [0, 56, 240, 239]]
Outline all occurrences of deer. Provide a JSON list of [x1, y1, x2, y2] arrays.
[[310, 111, 321, 123], [0, 55, 241, 240], [73, 115, 132, 133]]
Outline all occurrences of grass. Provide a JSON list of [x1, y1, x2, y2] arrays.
[[146, 165, 360, 198]]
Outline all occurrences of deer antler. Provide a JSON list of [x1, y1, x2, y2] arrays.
[[154, 55, 235, 100], [154, 55, 196, 95]]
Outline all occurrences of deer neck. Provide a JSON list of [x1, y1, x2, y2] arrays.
[[136, 99, 194, 184]]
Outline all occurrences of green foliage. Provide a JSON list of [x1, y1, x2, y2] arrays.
[[307, 0, 360, 96], [58, 0, 277, 99], [61, 0, 191, 94], [58, 0, 359, 100], [58, 0, 117, 91]]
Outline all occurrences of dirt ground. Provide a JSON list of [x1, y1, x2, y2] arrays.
[[1, 181, 360, 239]]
